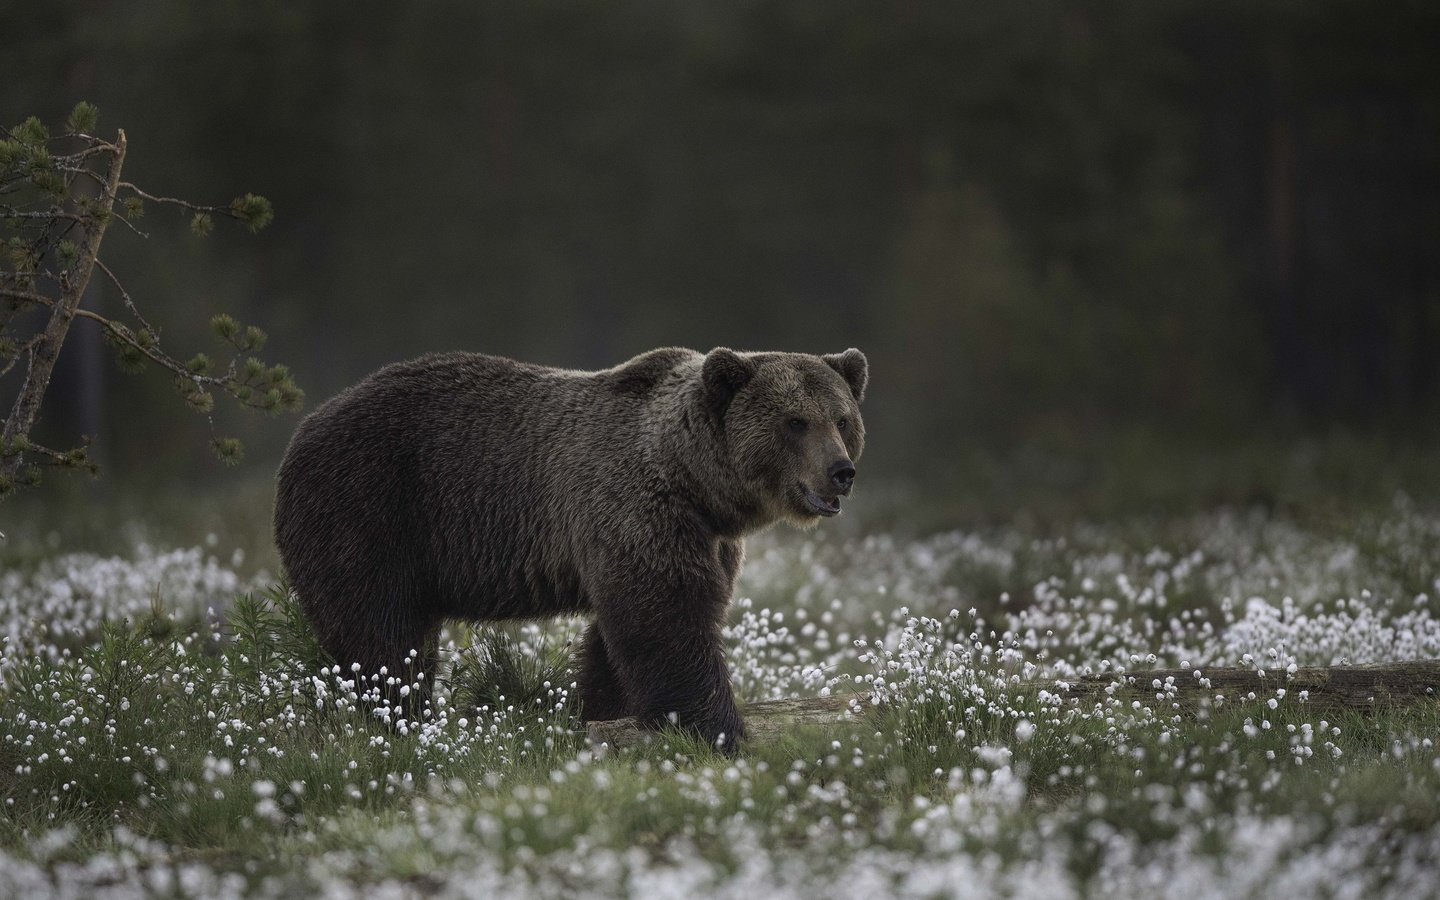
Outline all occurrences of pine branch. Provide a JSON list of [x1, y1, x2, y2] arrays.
[[76, 309, 223, 384], [0, 287, 60, 308], [93, 258, 158, 337], [0, 210, 89, 222], [107, 209, 151, 239], [117, 184, 272, 233], [0, 334, 41, 377], [74, 309, 300, 414], [14, 438, 97, 473], [53, 142, 122, 163], [116, 183, 220, 214]]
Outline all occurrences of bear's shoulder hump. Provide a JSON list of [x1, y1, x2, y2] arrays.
[[600, 347, 699, 397]]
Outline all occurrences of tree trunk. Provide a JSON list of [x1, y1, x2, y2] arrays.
[[585, 659, 1440, 749], [1, 130, 126, 486]]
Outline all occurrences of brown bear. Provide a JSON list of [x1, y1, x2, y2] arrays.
[[273, 346, 867, 750]]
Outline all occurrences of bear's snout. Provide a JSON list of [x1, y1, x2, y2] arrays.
[[827, 459, 856, 495]]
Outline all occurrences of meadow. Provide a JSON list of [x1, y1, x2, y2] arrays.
[[2, 498, 1439, 897]]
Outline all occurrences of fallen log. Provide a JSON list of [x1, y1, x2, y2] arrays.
[[585, 660, 1440, 749]]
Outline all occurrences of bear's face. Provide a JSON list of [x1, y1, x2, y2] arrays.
[[702, 348, 867, 528]]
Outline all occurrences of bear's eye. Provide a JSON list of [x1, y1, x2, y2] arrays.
[[787, 417, 807, 434], [837, 418, 848, 431]]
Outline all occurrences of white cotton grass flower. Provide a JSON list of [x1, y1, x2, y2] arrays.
[[1, 500, 1439, 896]]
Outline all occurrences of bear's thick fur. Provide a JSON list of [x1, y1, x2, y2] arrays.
[[273, 346, 867, 750]]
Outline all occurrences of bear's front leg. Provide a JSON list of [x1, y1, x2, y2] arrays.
[[590, 563, 744, 753]]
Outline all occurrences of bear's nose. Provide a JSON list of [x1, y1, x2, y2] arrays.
[[828, 459, 856, 494]]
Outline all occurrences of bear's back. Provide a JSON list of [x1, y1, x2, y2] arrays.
[[274, 349, 699, 621]]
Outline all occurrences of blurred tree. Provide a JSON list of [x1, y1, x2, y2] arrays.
[[0, 104, 300, 505], [1, 1, 1437, 495]]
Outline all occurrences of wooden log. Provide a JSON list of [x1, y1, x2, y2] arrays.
[[585, 693, 862, 750], [1061, 659, 1440, 714], [585, 660, 1440, 749]]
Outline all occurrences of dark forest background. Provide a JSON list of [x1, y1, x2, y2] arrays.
[[4, 0, 1439, 530]]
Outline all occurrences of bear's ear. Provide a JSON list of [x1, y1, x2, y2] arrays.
[[701, 348, 754, 422], [822, 348, 868, 404]]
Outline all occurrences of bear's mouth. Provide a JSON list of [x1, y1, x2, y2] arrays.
[[801, 485, 842, 517]]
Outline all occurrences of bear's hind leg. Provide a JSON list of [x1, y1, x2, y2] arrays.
[[576, 624, 629, 722], [323, 602, 440, 723]]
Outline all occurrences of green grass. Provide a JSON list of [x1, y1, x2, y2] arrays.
[[4, 500, 1440, 895], [2, 588, 1437, 888]]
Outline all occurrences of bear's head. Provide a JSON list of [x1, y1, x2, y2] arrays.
[[701, 347, 867, 528]]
